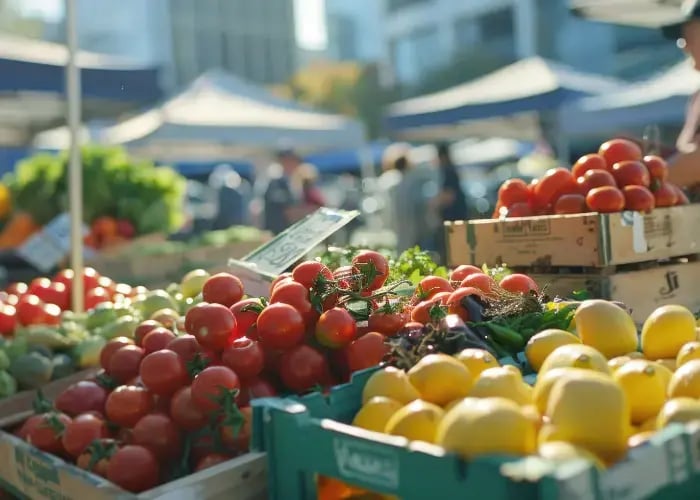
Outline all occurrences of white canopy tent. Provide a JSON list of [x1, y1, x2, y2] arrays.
[[570, 0, 687, 28], [33, 69, 367, 163]]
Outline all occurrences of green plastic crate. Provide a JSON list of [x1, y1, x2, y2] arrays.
[[253, 367, 700, 500]]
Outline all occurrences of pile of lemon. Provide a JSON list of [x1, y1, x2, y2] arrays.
[[352, 300, 700, 468]]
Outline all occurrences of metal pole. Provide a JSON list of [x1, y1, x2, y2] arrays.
[[66, 0, 84, 313]]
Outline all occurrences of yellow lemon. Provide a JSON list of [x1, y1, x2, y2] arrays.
[[468, 367, 532, 406], [362, 367, 420, 405], [613, 360, 666, 425], [637, 414, 658, 433], [628, 431, 655, 448], [650, 361, 673, 391], [545, 370, 630, 464], [668, 359, 700, 399], [657, 398, 700, 428], [574, 299, 638, 358], [608, 356, 633, 373], [501, 364, 523, 376], [352, 397, 403, 432], [384, 400, 444, 444], [641, 305, 696, 360], [533, 367, 590, 415], [522, 404, 543, 433], [407, 354, 473, 407], [454, 348, 499, 379], [625, 352, 645, 359], [539, 344, 611, 376], [677, 341, 700, 368], [525, 329, 581, 372], [538, 441, 605, 469], [436, 397, 537, 459], [655, 358, 677, 372], [444, 397, 479, 413], [696, 327, 700, 341]]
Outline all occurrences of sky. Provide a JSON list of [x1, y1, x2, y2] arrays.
[[12, 0, 328, 51]]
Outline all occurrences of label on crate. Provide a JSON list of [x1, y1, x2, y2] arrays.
[[598, 444, 670, 500], [687, 425, 700, 473], [332, 438, 400, 490]]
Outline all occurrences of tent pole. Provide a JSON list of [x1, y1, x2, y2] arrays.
[[66, 0, 84, 313]]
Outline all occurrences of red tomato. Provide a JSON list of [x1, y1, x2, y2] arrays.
[[269, 273, 293, 294], [133, 320, 161, 347], [256, 303, 305, 351], [599, 139, 642, 169], [534, 168, 577, 208], [140, 349, 189, 396], [612, 160, 650, 188], [27, 412, 72, 454], [367, 310, 408, 336], [269, 280, 317, 328], [221, 337, 265, 379], [170, 386, 208, 431], [202, 273, 245, 308], [16, 414, 43, 440], [653, 181, 678, 207], [344, 332, 388, 373], [460, 273, 496, 295], [0, 304, 16, 336], [572, 153, 607, 178], [239, 376, 278, 406], [672, 184, 690, 205], [450, 265, 482, 283], [100, 337, 134, 371], [97, 276, 116, 295], [4, 294, 18, 306], [576, 169, 617, 195], [504, 201, 534, 218], [185, 302, 238, 352], [554, 194, 587, 215], [105, 386, 154, 428], [31, 280, 69, 311], [497, 178, 530, 207], [585, 186, 625, 213], [191, 366, 240, 412], [351, 250, 389, 292], [76, 438, 115, 477], [220, 406, 252, 452], [230, 298, 263, 340], [61, 414, 109, 458], [292, 261, 333, 290], [315, 307, 357, 348], [28, 277, 51, 295], [55, 381, 109, 417], [333, 265, 359, 291], [500, 274, 539, 295], [643, 155, 669, 182], [133, 413, 182, 460], [166, 334, 201, 364], [16, 294, 46, 326], [410, 296, 445, 325], [417, 276, 453, 299], [622, 185, 655, 212], [6, 282, 28, 296], [195, 453, 232, 472], [446, 287, 483, 322], [108, 345, 145, 383], [141, 327, 177, 355], [85, 287, 111, 310], [41, 303, 61, 326], [107, 445, 160, 493], [279, 344, 330, 393]]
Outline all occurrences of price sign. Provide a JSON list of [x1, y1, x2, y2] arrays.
[[43, 212, 89, 253], [229, 207, 359, 296], [17, 213, 90, 272]]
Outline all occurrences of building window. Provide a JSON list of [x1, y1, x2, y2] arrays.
[[454, 7, 515, 59], [391, 27, 441, 85], [387, 0, 429, 13]]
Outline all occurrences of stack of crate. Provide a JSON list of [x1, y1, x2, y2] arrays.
[[445, 204, 700, 323]]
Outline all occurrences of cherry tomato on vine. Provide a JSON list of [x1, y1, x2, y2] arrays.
[[27, 412, 72, 454], [62, 414, 110, 458], [292, 261, 333, 289], [230, 298, 263, 340], [315, 307, 357, 348], [351, 251, 389, 292], [191, 365, 240, 413], [417, 276, 453, 299], [256, 303, 305, 350], [269, 281, 318, 327]]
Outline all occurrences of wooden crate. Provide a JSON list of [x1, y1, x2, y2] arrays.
[[530, 259, 700, 324], [446, 204, 700, 269]]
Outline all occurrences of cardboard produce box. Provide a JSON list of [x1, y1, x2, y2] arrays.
[[531, 259, 700, 324], [446, 205, 700, 269]]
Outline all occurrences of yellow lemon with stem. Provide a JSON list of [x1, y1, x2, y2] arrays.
[[538, 344, 611, 376], [454, 348, 499, 379], [384, 399, 444, 444], [608, 356, 633, 373], [407, 354, 473, 407], [657, 398, 700, 429], [352, 397, 403, 432], [525, 329, 581, 372], [613, 359, 666, 425], [668, 359, 700, 399], [436, 397, 537, 460], [677, 341, 700, 368], [641, 305, 696, 360], [362, 367, 419, 405]]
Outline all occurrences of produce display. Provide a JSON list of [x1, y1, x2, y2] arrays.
[[1, 145, 186, 250], [493, 138, 691, 218]]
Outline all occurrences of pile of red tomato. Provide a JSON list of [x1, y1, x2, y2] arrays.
[[494, 138, 690, 218], [0, 267, 138, 337]]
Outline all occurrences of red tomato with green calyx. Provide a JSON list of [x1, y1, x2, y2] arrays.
[[27, 412, 71, 454], [351, 251, 389, 292], [202, 273, 245, 308], [62, 414, 109, 458], [368, 309, 407, 337], [449, 265, 483, 282], [256, 303, 305, 351], [416, 276, 453, 299], [230, 298, 263, 340], [315, 307, 357, 348], [269, 280, 318, 328], [643, 155, 668, 182], [166, 334, 201, 364], [292, 261, 333, 290], [191, 365, 240, 412]]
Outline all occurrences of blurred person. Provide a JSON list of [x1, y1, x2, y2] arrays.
[[431, 143, 468, 261], [209, 164, 251, 229], [663, 2, 700, 193], [295, 163, 326, 207], [262, 147, 320, 234]]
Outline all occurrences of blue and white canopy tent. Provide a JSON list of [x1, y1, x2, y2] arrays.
[[384, 57, 621, 145], [560, 60, 700, 137], [570, 0, 687, 28]]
